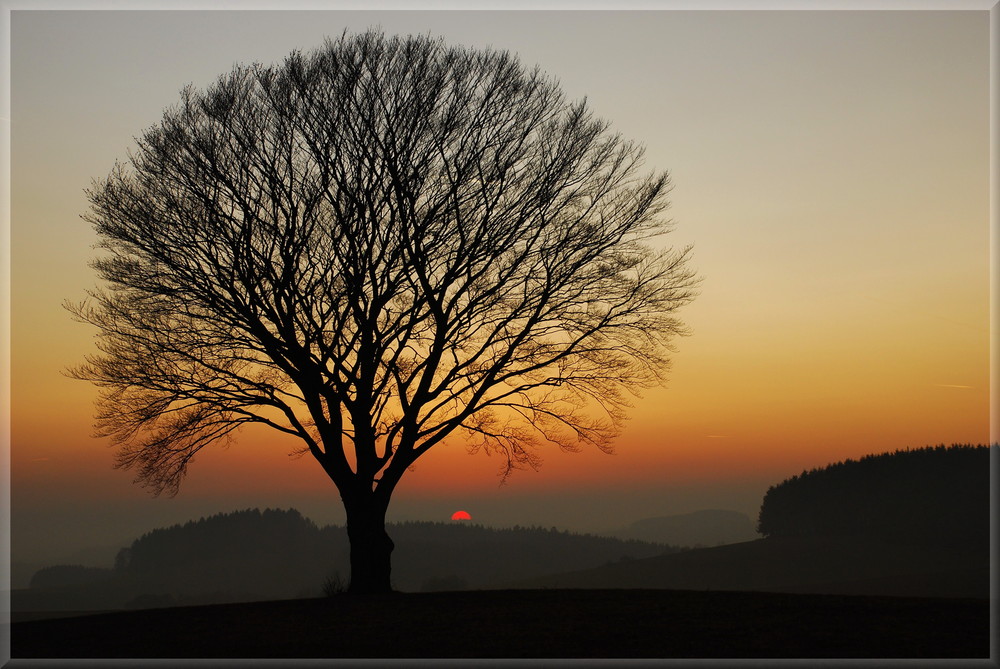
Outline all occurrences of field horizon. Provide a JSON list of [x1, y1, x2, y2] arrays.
[[10, 588, 991, 660]]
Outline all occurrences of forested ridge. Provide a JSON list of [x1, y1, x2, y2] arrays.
[[113, 510, 677, 596], [22, 508, 677, 610], [757, 444, 992, 546]]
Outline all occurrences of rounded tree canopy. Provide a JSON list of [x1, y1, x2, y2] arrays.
[[71, 30, 698, 496]]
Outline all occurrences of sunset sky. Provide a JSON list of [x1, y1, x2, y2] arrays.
[[7, 8, 992, 566]]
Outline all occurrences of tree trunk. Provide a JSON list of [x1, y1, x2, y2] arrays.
[[344, 500, 395, 594]]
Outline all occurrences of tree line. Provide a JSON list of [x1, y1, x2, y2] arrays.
[[26, 508, 678, 609], [756, 443, 992, 548]]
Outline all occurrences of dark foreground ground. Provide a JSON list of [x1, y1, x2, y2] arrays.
[[10, 588, 991, 660]]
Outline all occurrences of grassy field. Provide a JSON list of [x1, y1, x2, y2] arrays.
[[11, 588, 991, 659]]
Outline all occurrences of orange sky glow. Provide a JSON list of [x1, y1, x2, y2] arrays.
[[6, 9, 993, 563]]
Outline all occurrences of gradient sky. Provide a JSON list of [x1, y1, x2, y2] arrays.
[[7, 9, 992, 566]]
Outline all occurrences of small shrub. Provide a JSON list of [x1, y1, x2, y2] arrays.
[[322, 572, 347, 597]]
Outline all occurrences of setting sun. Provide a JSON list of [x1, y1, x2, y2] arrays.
[[451, 511, 472, 521]]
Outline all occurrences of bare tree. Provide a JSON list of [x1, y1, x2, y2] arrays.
[[68, 31, 698, 593]]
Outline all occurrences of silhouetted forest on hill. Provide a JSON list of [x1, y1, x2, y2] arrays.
[[15, 509, 677, 613], [757, 444, 992, 547], [112, 508, 330, 603]]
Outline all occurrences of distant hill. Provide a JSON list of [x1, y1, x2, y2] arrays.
[[603, 509, 758, 547], [112, 508, 332, 604], [14, 509, 676, 614], [29, 565, 113, 590]]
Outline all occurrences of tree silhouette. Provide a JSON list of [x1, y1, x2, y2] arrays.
[[67, 31, 697, 593]]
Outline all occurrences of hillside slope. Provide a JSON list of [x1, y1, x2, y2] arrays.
[[511, 534, 988, 598]]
